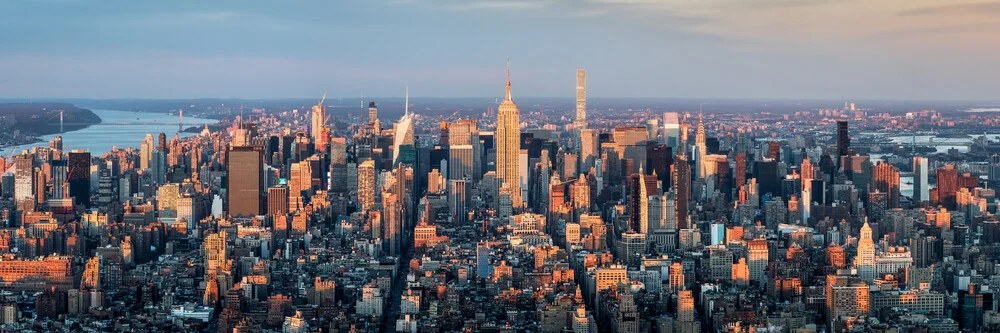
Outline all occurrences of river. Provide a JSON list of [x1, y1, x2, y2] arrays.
[[5, 109, 217, 155]]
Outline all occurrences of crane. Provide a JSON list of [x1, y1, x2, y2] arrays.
[[318, 93, 327, 107]]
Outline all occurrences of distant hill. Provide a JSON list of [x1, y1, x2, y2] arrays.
[[0, 103, 101, 136]]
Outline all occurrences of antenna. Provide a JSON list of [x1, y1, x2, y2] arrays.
[[405, 86, 409, 116]]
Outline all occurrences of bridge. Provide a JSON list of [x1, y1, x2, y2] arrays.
[[51, 122, 190, 126], [45, 109, 202, 133]]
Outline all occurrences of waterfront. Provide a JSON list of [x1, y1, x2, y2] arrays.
[[5, 109, 217, 155]]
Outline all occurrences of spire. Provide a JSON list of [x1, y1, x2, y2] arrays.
[[504, 58, 513, 102], [405, 86, 409, 116]]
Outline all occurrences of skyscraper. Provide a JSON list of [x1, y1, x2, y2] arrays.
[[575, 69, 586, 131], [937, 164, 958, 209], [140, 134, 154, 170], [448, 145, 474, 181], [267, 186, 289, 217], [695, 113, 707, 179], [836, 120, 849, 166], [496, 61, 523, 208], [448, 119, 481, 180], [358, 160, 376, 211], [68, 150, 91, 207], [393, 89, 416, 165], [913, 156, 929, 202], [873, 161, 900, 208], [227, 145, 264, 217], [748, 239, 769, 285], [311, 96, 327, 145], [14, 154, 34, 213], [673, 153, 691, 229], [855, 221, 875, 282]]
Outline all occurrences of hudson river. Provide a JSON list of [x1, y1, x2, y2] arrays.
[[5, 109, 217, 155]]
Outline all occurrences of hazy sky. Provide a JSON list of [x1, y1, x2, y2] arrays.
[[1, 0, 998, 100]]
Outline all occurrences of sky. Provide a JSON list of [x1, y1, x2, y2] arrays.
[[0, 0, 998, 100]]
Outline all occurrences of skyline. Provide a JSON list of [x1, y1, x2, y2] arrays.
[[2, 0, 999, 100]]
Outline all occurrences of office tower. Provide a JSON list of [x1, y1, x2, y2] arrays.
[[382, 192, 403, 255], [476, 243, 493, 278], [330, 137, 348, 192], [734, 153, 747, 189], [646, 143, 672, 188], [358, 160, 376, 211], [990, 155, 1000, 188], [628, 171, 657, 234], [855, 221, 875, 282], [913, 157, 929, 202], [448, 179, 467, 223], [68, 150, 90, 207], [393, 93, 416, 165], [51, 159, 67, 199], [311, 97, 327, 145], [227, 146, 264, 217], [447, 118, 481, 179], [836, 120, 849, 165], [140, 134, 154, 170], [496, 62, 523, 208], [768, 141, 781, 161], [710, 222, 725, 245], [936, 164, 958, 209], [748, 239, 769, 285], [873, 161, 900, 208], [673, 154, 690, 229], [753, 159, 780, 197], [267, 186, 288, 217], [14, 154, 34, 213], [448, 145, 474, 181], [662, 112, 681, 150], [575, 69, 586, 130], [695, 113, 707, 178], [366, 101, 381, 134]]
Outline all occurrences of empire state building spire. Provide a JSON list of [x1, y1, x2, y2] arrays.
[[504, 58, 513, 102]]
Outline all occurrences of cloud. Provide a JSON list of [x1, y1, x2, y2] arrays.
[[899, 1, 1000, 16]]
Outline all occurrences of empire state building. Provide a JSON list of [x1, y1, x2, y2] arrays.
[[497, 61, 523, 208]]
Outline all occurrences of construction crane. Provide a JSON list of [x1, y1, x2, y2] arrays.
[[318, 93, 327, 107], [443, 110, 460, 122]]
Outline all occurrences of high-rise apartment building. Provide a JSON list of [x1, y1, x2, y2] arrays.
[[575, 69, 586, 131]]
